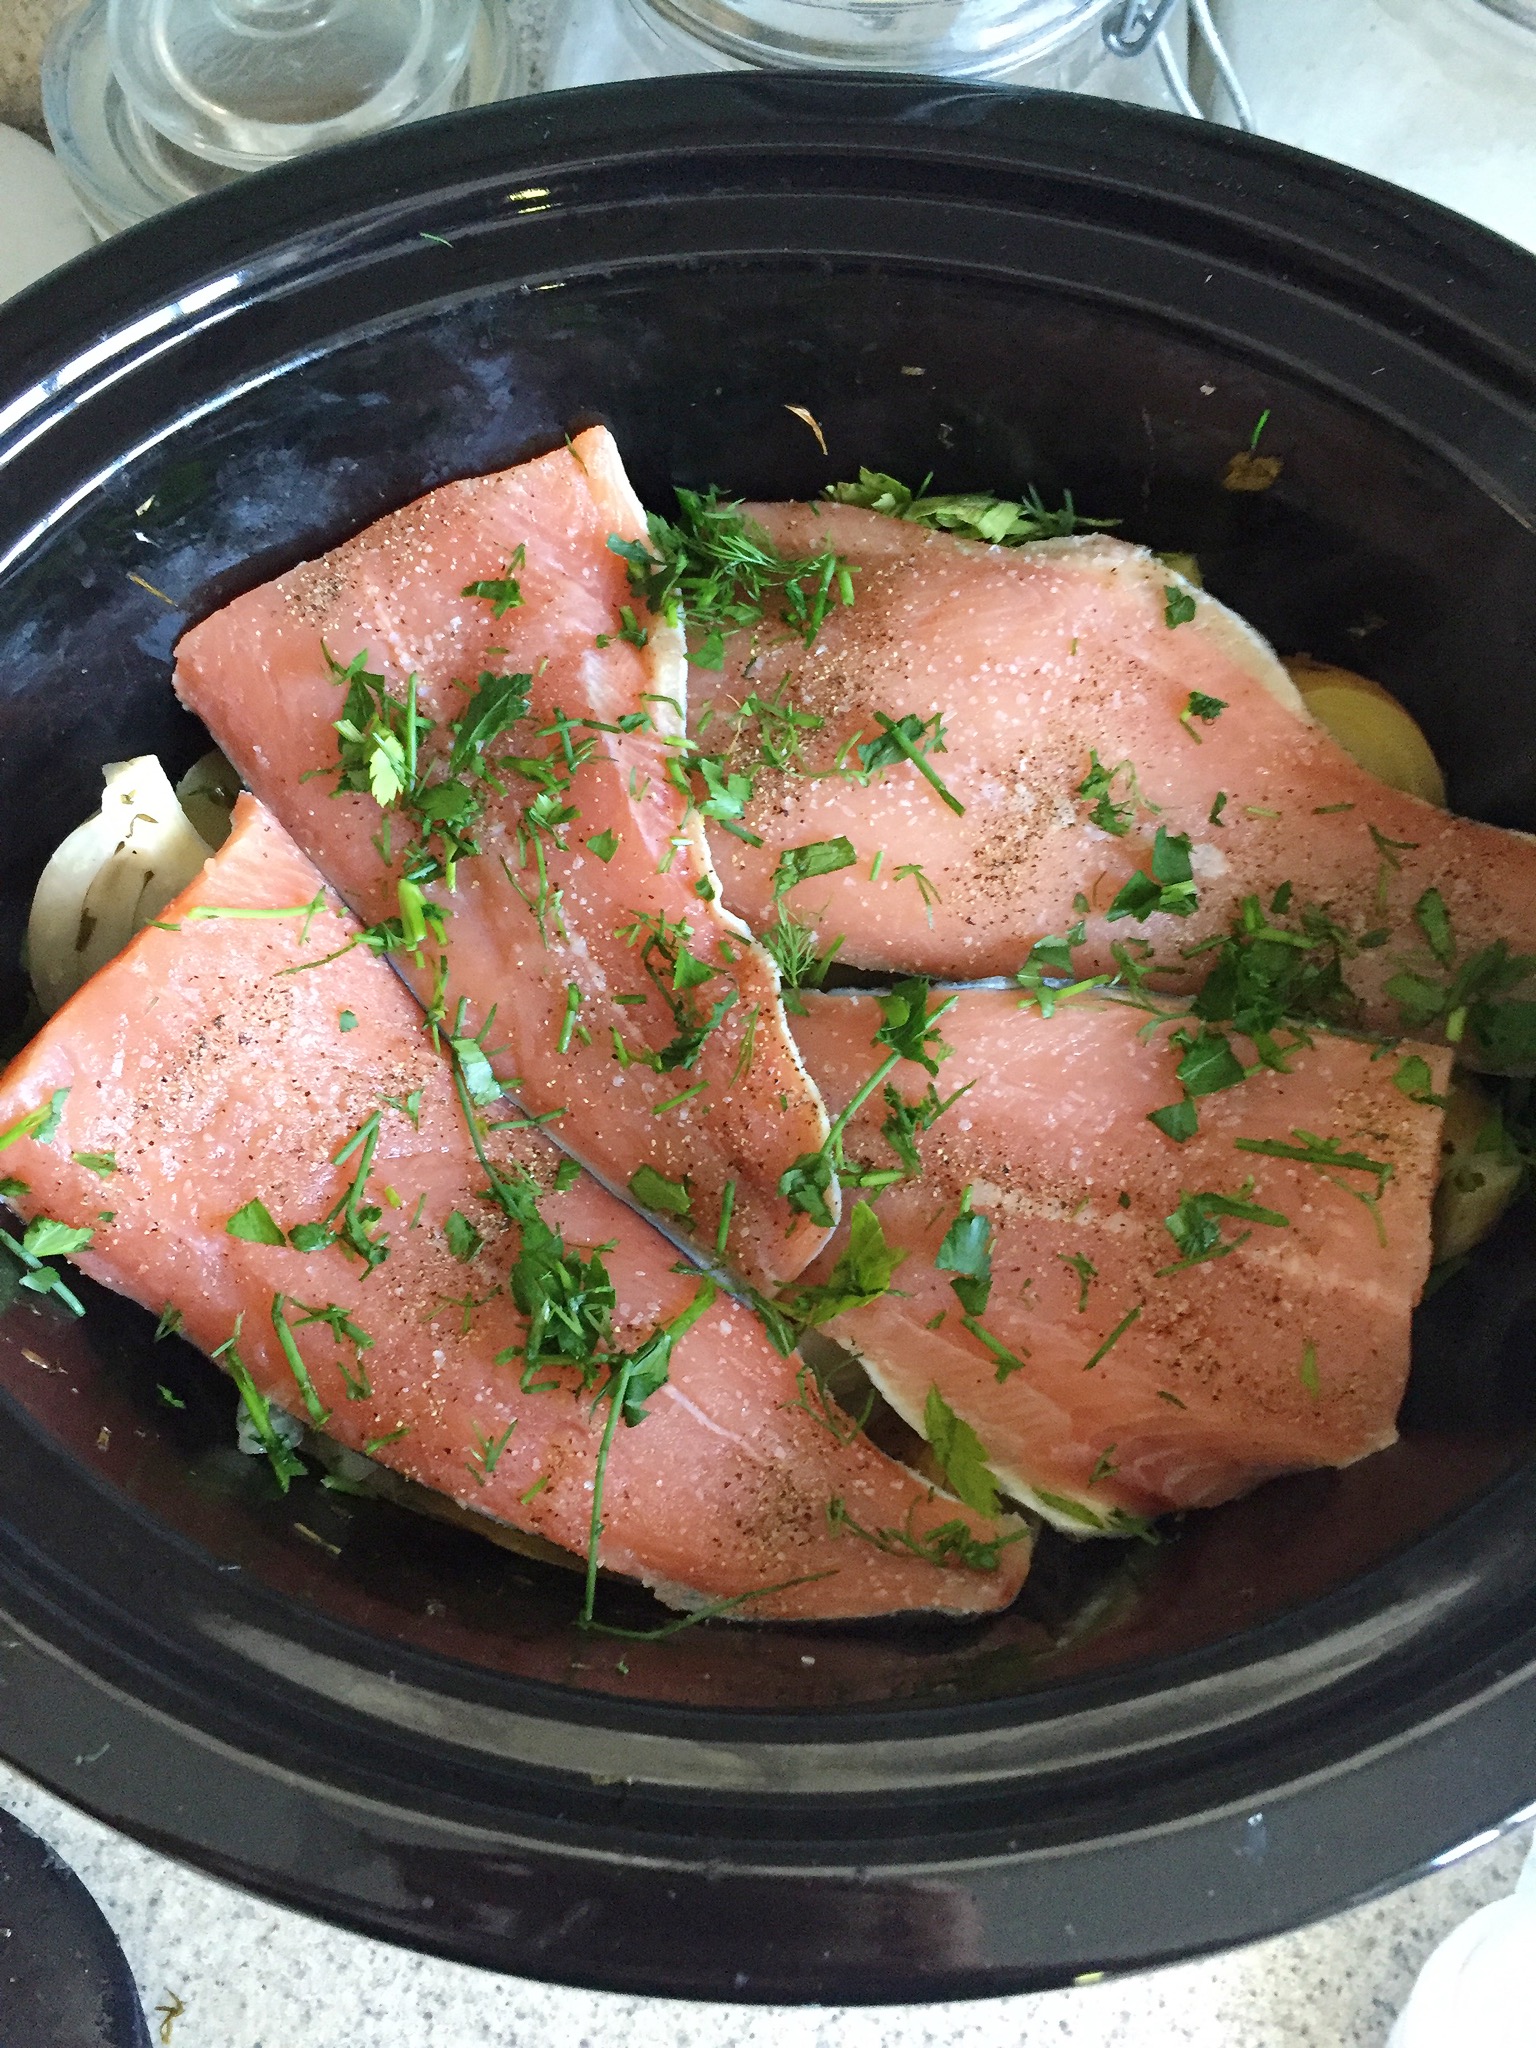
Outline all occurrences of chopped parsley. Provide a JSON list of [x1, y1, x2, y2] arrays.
[[771, 836, 858, 898], [1082, 1303, 1142, 1371], [585, 828, 619, 862], [856, 712, 965, 816], [1106, 826, 1198, 922], [1163, 586, 1197, 628], [609, 487, 854, 660], [1393, 1054, 1447, 1107], [775, 1200, 906, 1327], [877, 1079, 971, 1179], [1159, 1183, 1288, 1274], [270, 1294, 332, 1427], [1233, 1128, 1393, 1198], [338, 1009, 358, 1032], [1076, 752, 1158, 837], [445, 1210, 485, 1262], [1015, 928, 1113, 1017], [225, 1198, 285, 1246], [1299, 1340, 1321, 1399], [153, 1304, 183, 1342], [778, 979, 955, 1225], [825, 468, 1116, 546], [923, 1385, 1000, 1517], [1058, 1250, 1096, 1311], [826, 1496, 1028, 1573], [617, 909, 738, 1070], [72, 1151, 115, 1177], [1180, 690, 1226, 740], [0, 1090, 68, 1153], [935, 1187, 992, 1315], [627, 1163, 693, 1219], [461, 543, 526, 617], [215, 1323, 305, 1491], [1413, 886, 1454, 966]]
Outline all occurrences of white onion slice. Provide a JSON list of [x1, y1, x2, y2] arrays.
[[27, 755, 218, 1015]]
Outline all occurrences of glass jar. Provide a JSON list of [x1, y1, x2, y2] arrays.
[[547, 0, 1196, 112]]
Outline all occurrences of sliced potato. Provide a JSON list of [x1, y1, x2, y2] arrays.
[[1432, 1073, 1524, 1262], [175, 748, 242, 850], [1284, 655, 1447, 807], [27, 755, 216, 1016]]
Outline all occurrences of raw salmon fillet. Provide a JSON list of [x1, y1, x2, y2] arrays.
[[697, 510, 1536, 1047], [0, 799, 1029, 1621], [790, 987, 1450, 1526], [174, 430, 832, 1290]]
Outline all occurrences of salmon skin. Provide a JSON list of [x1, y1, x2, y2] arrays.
[[0, 798, 1029, 1622], [174, 429, 833, 1291], [695, 509, 1536, 1060], [790, 987, 1450, 1527]]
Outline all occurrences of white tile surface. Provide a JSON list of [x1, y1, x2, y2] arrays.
[[0, 1756, 1528, 2048]]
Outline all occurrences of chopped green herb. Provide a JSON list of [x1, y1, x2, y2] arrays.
[[270, 1294, 332, 1426], [1058, 1250, 1096, 1312], [0, 1089, 69, 1153], [1234, 1128, 1393, 1196], [758, 904, 843, 1013], [1299, 1339, 1321, 1398], [1076, 750, 1159, 837], [1149, 1100, 1200, 1145], [72, 1151, 115, 1177], [825, 468, 1116, 546], [963, 1314, 1031, 1381], [364, 1424, 410, 1454], [857, 711, 965, 816], [778, 978, 955, 1226], [1413, 887, 1455, 967], [153, 1303, 184, 1342], [1393, 1054, 1447, 1107], [467, 1418, 517, 1484], [445, 1210, 485, 1263], [826, 1496, 1028, 1573], [1180, 690, 1226, 740], [1106, 827, 1198, 923], [1082, 1304, 1142, 1371], [557, 982, 583, 1055], [1159, 1182, 1288, 1273], [156, 1384, 185, 1410], [1088, 1445, 1119, 1487], [225, 1198, 285, 1246], [1164, 586, 1197, 628], [1209, 791, 1229, 826], [776, 1201, 906, 1327], [217, 1328, 305, 1491], [923, 1386, 1000, 1517], [609, 488, 853, 654], [772, 836, 858, 899], [338, 1009, 358, 1033], [1172, 1026, 1247, 1098], [878, 1079, 971, 1178], [1368, 821, 1420, 911], [628, 1163, 693, 1219], [585, 828, 619, 862], [935, 1187, 993, 1315], [461, 543, 527, 618]]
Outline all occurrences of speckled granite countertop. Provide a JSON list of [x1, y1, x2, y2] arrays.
[[1, 6, 1533, 2043]]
